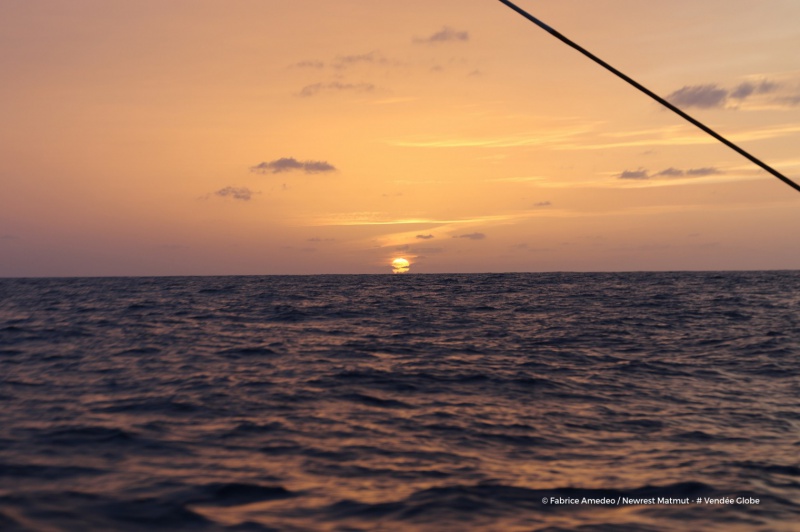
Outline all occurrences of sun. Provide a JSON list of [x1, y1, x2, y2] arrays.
[[391, 257, 410, 274]]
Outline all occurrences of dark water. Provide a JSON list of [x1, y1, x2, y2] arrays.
[[1, 272, 799, 531]]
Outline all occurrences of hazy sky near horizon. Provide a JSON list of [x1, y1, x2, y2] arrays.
[[1, 0, 799, 276]]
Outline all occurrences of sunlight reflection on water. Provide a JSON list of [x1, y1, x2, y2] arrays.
[[0, 272, 798, 530]]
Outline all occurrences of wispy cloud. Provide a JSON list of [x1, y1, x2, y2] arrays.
[[332, 51, 396, 69], [215, 186, 255, 201], [686, 167, 722, 177], [297, 81, 376, 97], [414, 26, 469, 45], [293, 51, 404, 72], [457, 232, 486, 240], [617, 167, 723, 180], [394, 116, 800, 156], [539, 173, 762, 190], [307, 211, 527, 227], [654, 167, 684, 177], [250, 157, 337, 174], [336, 52, 375, 64], [390, 123, 599, 149], [416, 234, 434, 240], [556, 122, 800, 151]]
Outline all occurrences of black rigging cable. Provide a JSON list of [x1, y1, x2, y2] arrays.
[[497, 0, 800, 194]]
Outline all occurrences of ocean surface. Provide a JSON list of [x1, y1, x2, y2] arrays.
[[1, 272, 799, 531]]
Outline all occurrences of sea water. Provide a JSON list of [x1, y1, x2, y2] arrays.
[[1, 272, 799, 531]]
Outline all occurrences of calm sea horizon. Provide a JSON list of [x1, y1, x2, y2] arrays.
[[1, 271, 798, 531]]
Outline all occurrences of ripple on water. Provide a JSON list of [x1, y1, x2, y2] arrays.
[[0, 272, 798, 530]]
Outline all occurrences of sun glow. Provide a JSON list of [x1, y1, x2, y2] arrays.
[[391, 257, 410, 274]]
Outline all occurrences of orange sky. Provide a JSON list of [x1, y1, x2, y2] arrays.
[[1, 0, 799, 276]]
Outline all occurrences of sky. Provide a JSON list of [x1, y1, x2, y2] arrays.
[[1, 0, 799, 276]]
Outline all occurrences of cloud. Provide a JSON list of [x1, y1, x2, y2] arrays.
[[618, 168, 650, 180], [686, 167, 722, 176], [307, 237, 335, 242], [416, 234, 434, 240], [297, 82, 376, 97], [332, 51, 393, 69], [250, 157, 337, 174], [414, 26, 469, 45], [296, 51, 403, 72], [457, 232, 486, 240], [667, 84, 728, 109], [666, 79, 781, 109], [253, 158, 303, 173], [337, 52, 377, 64], [730, 80, 779, 99], [778, 94, 800, 107], [731, 82, 756, 99], [618, 166, 723, 180], [532, 201, 552, 207], [654, 167, 684, 177], [215, 186, 254, 201], [303, 161, 337, 173]]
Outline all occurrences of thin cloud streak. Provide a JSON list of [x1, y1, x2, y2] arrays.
[[555, 123, 800, 151], [389, 120, 800, 164], [457, 232, 486, 240], [365, 201, 756, 257], [389, 124, 600, 149], [331, 51, 403, 70], [414, 26, 469, 45], [305, 208, 583, 228], [617, 167, 723, 180], [297, 82, 376, 97], [538, 173, 764, 190]]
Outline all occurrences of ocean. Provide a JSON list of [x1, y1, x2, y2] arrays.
[[1, 271, 799, 531]]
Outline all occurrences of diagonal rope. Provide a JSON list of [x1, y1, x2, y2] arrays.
[[497, 0, 800, 193]]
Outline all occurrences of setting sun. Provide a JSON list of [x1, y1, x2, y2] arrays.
[[391, 257, 411, 274]]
